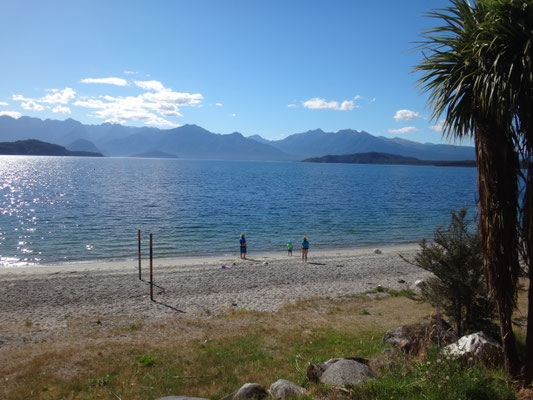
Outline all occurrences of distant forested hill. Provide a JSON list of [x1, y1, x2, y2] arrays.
[[0, 139, 103, 157], [302, 152, 476, 167]]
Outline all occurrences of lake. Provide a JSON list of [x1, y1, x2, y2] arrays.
[[0, 156, 478, 266]]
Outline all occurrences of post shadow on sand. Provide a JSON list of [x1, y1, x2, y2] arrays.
[[308, 262, 326, 266], [140, 278, 166, 291], [152, 299, 186, 314]]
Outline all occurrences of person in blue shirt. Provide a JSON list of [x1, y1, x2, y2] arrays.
[[240, 233, 247, 259], [301, 236, 309, 262]]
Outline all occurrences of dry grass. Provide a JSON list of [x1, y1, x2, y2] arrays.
[[0, 292, 432, 400], [0, 283, 528, 400]]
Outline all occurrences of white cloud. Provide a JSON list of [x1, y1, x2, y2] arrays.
[[231, 113, 236, 117], [394, 109, 419, 121], [75, 95, 180, 126], [0, 101, 8, 106], [52, 105, 71, 114], [124, 71, 138, 75], [21, 100, 45, 111], [134, 80, 166, 92], [388, 126, 418, 134], [40, 88, 76, 104], [287, 104, 298, 108], [370, 97, 376, 103], [303, 97, 355, 111], [74, 86, 200, 127], [12, 94, 30, 102], [81, 77, 128, 86], [353, 95, 362, 101], [0, 111, 21, 118], [143, 90, 203, 106], [13, 78, 201, 128], [303, 98, 339, 110], [216, 103, 223, 107], [73, 98, 105, 109], [430, 119, 445, 132], [339, 100, 354, 111]]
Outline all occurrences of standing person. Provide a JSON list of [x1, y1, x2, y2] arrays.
[[239, 233, 247, 259], [287, 240, 293, 256], [301, 236, 309, 262]]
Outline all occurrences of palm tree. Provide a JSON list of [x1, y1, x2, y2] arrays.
[[464, 0, 533, 382], [415, 0, 522, 377]]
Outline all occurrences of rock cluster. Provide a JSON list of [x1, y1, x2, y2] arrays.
[[156, 358, 377, 400]]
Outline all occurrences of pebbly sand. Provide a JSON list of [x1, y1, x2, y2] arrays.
[[0, 244, 431, 334]]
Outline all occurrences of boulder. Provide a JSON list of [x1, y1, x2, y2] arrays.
[[307, 358, 375, 387], [269, 379, 306, 399], [320, 359, 376, 387], [373, 248, 382, 254], [443, 331, 503, 366], [220, 383, 268, 400]]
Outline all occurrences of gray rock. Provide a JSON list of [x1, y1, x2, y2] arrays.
[[269, 379, 306, 399], [156, 397, 209, 400], [373, 248, 382, 254], [443, 331, 503, 366], [319, 358, 376, 387], [220, 383, 268, 400]]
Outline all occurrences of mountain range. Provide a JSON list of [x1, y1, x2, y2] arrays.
[[0, 115, 475, 161]]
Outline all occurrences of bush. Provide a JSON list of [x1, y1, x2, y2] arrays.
[[404, 208, 496, 336]]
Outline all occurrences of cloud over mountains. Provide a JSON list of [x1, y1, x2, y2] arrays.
[[8, 77, 204, 127]]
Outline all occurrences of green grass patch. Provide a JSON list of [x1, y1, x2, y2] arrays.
[[137, 354, 156, 367], [291, 328, 384, 362], [365, 286, 417, 299], [347, 352, 516, 400]]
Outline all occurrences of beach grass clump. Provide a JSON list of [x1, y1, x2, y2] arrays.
[[365, 286, 417, 299], [346, 352, 516, 400]]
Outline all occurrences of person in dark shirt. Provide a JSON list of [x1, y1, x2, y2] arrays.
[[240, 233, 247, 259]]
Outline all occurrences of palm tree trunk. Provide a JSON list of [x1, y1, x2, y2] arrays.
[[524, 162, 533, 384], [475, 120, 521, 377]]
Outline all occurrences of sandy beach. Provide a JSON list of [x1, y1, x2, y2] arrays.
[[0, 244, 430, 338]]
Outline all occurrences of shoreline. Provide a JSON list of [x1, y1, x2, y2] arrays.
[[0, 242, 420, 273]]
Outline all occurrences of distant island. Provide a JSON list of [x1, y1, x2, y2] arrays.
[[0, 139, 103, 157], [302, 152, 476, 167], [130, 150, 178, 159]]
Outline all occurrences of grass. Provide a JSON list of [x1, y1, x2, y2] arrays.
[[0, 284, 527, 400], [347, 351, 516, 400], [365, 285, 418, 299]]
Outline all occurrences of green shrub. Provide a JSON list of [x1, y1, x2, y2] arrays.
[[403, 208, 496, 336]]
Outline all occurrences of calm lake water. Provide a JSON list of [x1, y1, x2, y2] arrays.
[[0, 156, 478, 266]]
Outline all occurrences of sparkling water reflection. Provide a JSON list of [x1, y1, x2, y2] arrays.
[[0, 156, 477, 266]]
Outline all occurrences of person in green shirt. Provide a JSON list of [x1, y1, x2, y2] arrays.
[[287, 240, 293, 256]]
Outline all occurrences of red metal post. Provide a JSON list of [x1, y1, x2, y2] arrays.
[[150, 233, 153, 301], [138, 229, 141, 280]]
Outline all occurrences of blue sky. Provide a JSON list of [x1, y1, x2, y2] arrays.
[[0, 0, 464, 144]]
